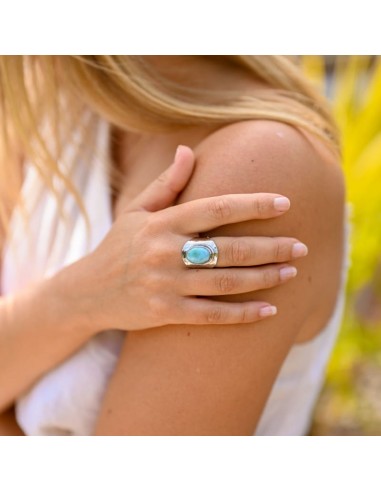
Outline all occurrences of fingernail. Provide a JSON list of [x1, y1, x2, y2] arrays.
[[173, 146, 180, 164], [274, 197, 290, 212], [175, 145, 185, 162], [280, 266, 297, 281], [259, 305, 277, 318], [292, 242, 308, 258]]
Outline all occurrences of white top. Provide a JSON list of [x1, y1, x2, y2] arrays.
[[1, 118, 350, 436]]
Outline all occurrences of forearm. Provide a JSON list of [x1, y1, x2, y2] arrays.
[[0, 269, 95, 412]]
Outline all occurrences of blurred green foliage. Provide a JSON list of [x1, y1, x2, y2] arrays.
[[301, 56, 381, 435]]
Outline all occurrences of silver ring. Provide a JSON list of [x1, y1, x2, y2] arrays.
[[181, 237, 218, 268]]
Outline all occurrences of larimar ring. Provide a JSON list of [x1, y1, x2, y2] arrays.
[[181, 237, 218, 268]]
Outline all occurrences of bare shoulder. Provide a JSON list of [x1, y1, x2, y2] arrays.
[[178, 119, 346, 338], [94, 120, 346, 435], [185, 119, 343, 208]]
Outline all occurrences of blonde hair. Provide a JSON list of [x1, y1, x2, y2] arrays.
[[0, 55, 339, 235]]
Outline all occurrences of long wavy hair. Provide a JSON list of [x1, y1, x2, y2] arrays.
[[0, 55, 339, 236]]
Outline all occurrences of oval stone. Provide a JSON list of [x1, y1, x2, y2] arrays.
[[186, 245, 211, 264]]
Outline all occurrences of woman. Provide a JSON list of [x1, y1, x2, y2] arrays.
[[0, 56, 347, 435]]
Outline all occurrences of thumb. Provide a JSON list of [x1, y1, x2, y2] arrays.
[[126, 145, 196, 213]]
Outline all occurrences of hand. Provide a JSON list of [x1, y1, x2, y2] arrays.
[[68, 145, 308, 333]]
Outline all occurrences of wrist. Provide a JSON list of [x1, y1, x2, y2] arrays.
[[47, 261, 101, 338]]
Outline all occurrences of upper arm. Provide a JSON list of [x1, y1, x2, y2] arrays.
[[94, 120, 345, 435]]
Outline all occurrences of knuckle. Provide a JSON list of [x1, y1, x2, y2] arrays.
[[142, 240, 168, 267], [253, 195, 268, 216], [239, 306, 252, 324], [148, 296, 169, 319], [273, 238, 282, 261], [216, 272, 238, 294], [144, 213, 167, 234], [207, 197, 232, 220], [206, 306, 225, 323], [262, 268, 278, 288], [230, 240, 250, 265], [274, 239, 288, 261]]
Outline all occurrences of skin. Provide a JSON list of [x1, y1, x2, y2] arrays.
[[0, 408, 23, 436], [0, 56, 344, 435], [94, 119, 345, 435], [0, 145, 305, 436]]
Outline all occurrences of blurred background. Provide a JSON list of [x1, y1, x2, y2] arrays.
[[301, 56, 381, 435]]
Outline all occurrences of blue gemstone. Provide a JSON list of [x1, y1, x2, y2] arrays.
[[186, 246, 211, 264]]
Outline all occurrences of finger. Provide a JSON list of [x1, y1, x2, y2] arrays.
[[179, 264, 297, 296], [210, 236, 308, 267], [163, 193, 291, 234], [175, 298, 278, 324], [125, 145, 195, 213]]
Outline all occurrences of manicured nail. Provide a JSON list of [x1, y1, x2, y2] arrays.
[[259, 305, 277, 318], [280, 266, 297, 281], [292, 242, 308, 258], [174, 145, 182, 162], [175, 144, 188, 162], [274, 197, 290, 212]]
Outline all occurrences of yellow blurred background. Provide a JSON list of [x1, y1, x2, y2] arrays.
[[302, 56, 381, 435]]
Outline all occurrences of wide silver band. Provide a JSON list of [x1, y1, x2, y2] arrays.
[[181, 237, 219, 268]]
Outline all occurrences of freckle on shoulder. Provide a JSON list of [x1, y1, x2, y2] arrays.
[[199, 119, 334, 159], [196, 119, 338, 176], [189, 119, 343, 211]]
